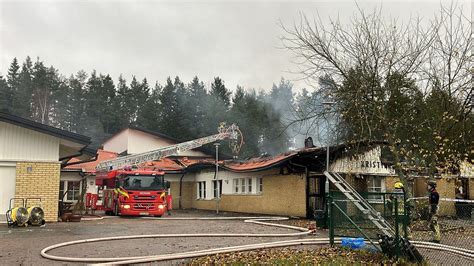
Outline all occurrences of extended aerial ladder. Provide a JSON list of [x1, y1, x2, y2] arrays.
[[96, 123, 242, 172]]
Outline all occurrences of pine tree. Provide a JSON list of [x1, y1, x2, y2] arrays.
[[6, 57, 20, 90], [68, 71, 88, 133], [116, 74, 133, 127], [137, 82, 162, 130], [2, 57, 21, 113], [13, 57, 34, 118], [129, 77, 150, 124], [184, 76, 208, 137], [31, 59, 54, 124], [100, 74, 118, 134], [204, 77, 231, 135], [159, 77, 179, 135], [0, 75, 9, 112], [210, 77, 231, 106]]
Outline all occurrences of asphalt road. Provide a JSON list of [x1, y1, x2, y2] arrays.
[[0, 210, 322, 265]]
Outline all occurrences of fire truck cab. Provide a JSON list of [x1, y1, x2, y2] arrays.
[[97, 168, 170, 217]]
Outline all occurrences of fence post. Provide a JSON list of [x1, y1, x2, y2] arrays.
[[328, 195, 334, 247], [394, 198, 400, 258], [403, 196, 408, 239]]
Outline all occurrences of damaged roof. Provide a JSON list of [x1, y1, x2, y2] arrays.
[[63, 140, 387, 174], [64, 149, 118, 173]]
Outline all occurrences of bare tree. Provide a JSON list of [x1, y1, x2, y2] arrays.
[[281, 3, 473, 188]]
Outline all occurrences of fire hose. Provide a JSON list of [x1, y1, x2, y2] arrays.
[[40, 216, 474, 264]]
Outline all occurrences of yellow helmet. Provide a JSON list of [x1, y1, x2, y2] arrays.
[[394, 182, 404, 189]]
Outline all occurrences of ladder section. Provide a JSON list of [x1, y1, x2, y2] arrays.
[[324, 171, 394, 237], [96, 124, 240, 171]]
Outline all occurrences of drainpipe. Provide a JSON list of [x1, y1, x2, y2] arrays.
[[178, 173, 185, 209], [214, 143, 220, 215]]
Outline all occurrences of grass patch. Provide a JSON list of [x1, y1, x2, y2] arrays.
[[190, 246, 410, 265]]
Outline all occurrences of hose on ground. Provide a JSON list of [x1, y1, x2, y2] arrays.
[[40, 216, 474, 264]]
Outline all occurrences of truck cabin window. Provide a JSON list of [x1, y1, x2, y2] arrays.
[[121, 175, 164, 190]]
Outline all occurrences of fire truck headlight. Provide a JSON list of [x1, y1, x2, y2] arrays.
[[158, 204, 164, 209], [123, 204, 131, 209]]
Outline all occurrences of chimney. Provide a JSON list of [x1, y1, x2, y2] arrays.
[[304, 137, 315, 148]]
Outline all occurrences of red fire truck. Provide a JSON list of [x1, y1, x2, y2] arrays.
[[94, 123, 241, 217], [97, 168, 170, 216]]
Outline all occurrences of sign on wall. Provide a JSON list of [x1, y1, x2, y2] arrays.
[[330, 146, 396, 176]]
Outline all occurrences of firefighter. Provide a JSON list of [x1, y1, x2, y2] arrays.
[[391, 181, 412, 239], [427, 180, 441, 243]]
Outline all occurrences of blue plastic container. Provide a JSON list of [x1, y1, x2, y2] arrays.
[[341, 237, 366, 249]]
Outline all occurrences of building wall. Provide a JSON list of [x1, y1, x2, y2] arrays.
[[102, 129, 129, 154], [127, 129, 208, 156], [0, 162, 16, 215], [435, 175, 457, 216], [167, 173, 195, 209], [169, 181, 194, 209], [15, 162, 61, 222], [191, 170, 306, 217], [0, 122, 59, 161]]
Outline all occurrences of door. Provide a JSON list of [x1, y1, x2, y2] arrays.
[[0, 164, 16, 215], [306, 174, 326, 218]]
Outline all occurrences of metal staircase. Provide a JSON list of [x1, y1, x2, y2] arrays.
[[324, 171, 395, 237]]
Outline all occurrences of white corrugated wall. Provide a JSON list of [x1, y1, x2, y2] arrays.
[[0, 162, 16, 215], [0, 122, 59, 161]]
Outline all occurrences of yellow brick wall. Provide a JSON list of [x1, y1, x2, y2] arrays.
[[15, 162, 60, 222], [436, 175, 456, 216], [191, 173, 306, 217], [405, 176, 458, 217], [169, 181, 194, 209]]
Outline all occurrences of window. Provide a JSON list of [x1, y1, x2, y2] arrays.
[[197, 181, 206, 199], [122, 175, 165, 190], [366, 176, 385, 200], [232, 178, 255, 194], [59, 181, 65, 200], [67, 181, 81, 201], [213, 180, 223, 198], [258, 177, 263, 193], [233, 179, 239, 193], [60, 180, 82, 202]]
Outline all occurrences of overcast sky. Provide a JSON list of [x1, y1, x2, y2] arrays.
[[0, 0, 470, 92]]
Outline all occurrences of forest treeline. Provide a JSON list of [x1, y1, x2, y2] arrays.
[[0, 56, 302, 158]]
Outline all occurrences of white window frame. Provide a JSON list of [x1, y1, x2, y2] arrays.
[[366, 176, 386, 201], [213, 180, 222, 199], [233, 179, 239, 193], [60, 180, 83, 203], [258, 177, 263, 193], [197, 181, 206, 199], [232, 178, 256, 194]]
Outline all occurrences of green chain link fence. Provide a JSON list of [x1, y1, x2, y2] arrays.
[[327, 191, 474, 264]]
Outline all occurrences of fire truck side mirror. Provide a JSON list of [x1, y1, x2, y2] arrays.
[[165, 181, 170, 189]]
